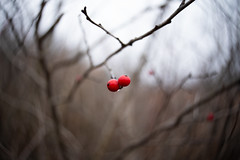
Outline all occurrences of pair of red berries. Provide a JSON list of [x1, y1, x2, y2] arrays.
[[107, 75, 131, 92], [207, 112, 214, 121]]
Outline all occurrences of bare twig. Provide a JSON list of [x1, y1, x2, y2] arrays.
[[38, 13, 64, 49], [65, 0, 195, 102], [34, 0, 48, 43], [18, 127, 46, 160], [34, 1, 68, 160], [227, 103, 240, 140], [0, 3, 29, 55], [180, 0, 186, 6], [81, 7, 125, 46], [51, 52, 83, 73], [172, 71, 217, 92], [214, 96, 235, 160], [78, 15, 93, 66], [0, 47, 46, 89], [113, 77, 240, 160], [0, 142, 13, 160]]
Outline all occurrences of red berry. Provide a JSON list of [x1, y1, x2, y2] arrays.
[[118, 75, 131, 87], [107, 79, 119, 92], [207, 112, 214, 121], [75, 75, 82, 82], [149, 70, 155, 75]]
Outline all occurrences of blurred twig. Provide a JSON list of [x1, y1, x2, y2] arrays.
[[113, 77, 240, 160], [18, 127, 46, 160], [38, 13, 64, 49], [0, 3, 29, 56], [0, 47, 46, 89], [35, 1, 64, 50], [0, 142, 13, 160], [78, 15, 93, 67], [51, 52, 83, 73], [227, 103, 240, 140], [34, 0, 47, 43], [214, 95, 236, 160], [34, 1, 68, 160]]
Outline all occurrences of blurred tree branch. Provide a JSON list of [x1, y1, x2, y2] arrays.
[[113, 77, 240, 160], [34, 0, 48, 44], [0, 47, 46, 89], [34, 1, 68, 160], [78, 15, 93, 67], [38, 13, 64, 49], [0, 3, 29, 55], [51, 52, 83, 73], [0, 142, 13, 160]]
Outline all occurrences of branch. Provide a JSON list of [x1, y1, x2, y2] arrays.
[[35, 0, 48, 43], [78, 15, 93, 66], [0, 3, 29, 55], [34, 2, 67, 160], [0, 142, 13, 160], [38, 13, 64, 49], [64, 0, 195, 102], [113, 77, 240, 160], [171, 71, 218, 93], [0, 47, 46, 89], [81, 7, 125, 46], [51, 52, 83, 73], [227, 103, 240, 140]]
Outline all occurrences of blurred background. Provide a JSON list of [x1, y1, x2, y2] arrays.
[[0, 0, 240, 160]]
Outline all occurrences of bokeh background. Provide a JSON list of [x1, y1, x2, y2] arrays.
[[0, 0, 240, 160]]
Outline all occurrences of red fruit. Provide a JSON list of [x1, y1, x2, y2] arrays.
[[75, 75, 82, 82], [207, 112, 214, 121], [107, 79, 119, 92], [149, 70, 155, 75], [118, 75, 131, 87]]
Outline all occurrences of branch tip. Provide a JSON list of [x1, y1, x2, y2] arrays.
[[81, 6, 87, 14]]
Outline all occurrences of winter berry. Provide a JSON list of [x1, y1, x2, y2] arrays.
[[107, 79, 119, 92], [118, 75, 131, 87], [75, 75, 82, 82], [149, 70, 155, 75], [207, 112, 214, 121]]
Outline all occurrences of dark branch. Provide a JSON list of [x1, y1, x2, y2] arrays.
[[35, 0, 48, 44], [34, 1, 68, 160], [39, 13, 64, 49], [81, 7, 125, 46], [180, 0, 186, 6]]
